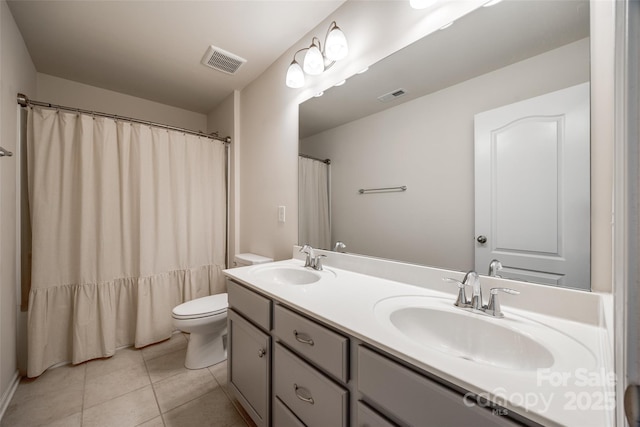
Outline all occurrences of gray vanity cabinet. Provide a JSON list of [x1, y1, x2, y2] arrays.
[[226, 278, 528, 427], [227, 280, 272, 427]]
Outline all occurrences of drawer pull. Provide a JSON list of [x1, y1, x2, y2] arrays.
[[258, 348, 266, 358], [293, 330, 315, 346], [293, 383, 315, 404]]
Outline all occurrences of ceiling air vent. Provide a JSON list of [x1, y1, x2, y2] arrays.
[[200, 45, 247, 75], [377, 88, 407, 103]]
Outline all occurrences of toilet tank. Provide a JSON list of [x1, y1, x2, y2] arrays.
[[234, 253, 273, 267]]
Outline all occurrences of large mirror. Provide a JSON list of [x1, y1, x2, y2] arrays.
[[299, 0, 591, 290]]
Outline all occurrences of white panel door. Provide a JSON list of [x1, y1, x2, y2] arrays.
[[474, 83, 590, 289]]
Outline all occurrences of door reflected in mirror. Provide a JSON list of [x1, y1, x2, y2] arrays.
[[298, 0, 591, 290]]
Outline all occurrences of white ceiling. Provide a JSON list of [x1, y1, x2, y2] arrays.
[[7, 0, 346, 114]]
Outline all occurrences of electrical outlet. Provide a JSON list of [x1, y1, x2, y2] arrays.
[[278, 205, 286, 223]]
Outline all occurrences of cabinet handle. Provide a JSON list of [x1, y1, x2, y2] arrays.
[[258, 348, 266, 358], [293, 383, 314, 404], [293, 330, 314, 346]]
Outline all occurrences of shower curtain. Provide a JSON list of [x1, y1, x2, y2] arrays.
[[26, 107, 227, 377], [298, 156, 331, 250]]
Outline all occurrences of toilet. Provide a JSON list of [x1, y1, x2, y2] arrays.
[[171, 253, 273, 369]]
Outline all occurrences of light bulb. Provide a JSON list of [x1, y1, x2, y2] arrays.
[[409, 0, 437, 9], [325, 24, 348, 61], [285, 61, 305, 88], [303, 43, 324, 75]]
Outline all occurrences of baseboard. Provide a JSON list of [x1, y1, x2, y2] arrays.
[[0, 371, 21, 422]]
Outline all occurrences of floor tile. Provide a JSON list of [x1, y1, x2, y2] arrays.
[[82, 385, 160, 427], [209, 359, 228, 391], [154, 367, 218, 413], [10, 363, 85, 405], [2, 336, 249, 427], [85, 347, 144, 380], [141, 333, 188, 362], [136, 415, 166, 427], [84, 361, 151, 408], [145, 348, 188, 383], [1, 379, 83, 426], [163, 387, 244, 427], [45, 411, 83, 427]]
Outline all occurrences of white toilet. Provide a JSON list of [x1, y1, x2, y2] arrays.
[[171, 253, 273, 369]]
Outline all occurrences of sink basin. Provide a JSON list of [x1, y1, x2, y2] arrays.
[[390, 306, 553, 370], [375, 296, 596, 371], [251, 265, 323, 285]]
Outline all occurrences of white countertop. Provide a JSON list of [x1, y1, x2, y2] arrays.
[[223, 253, 614, 427]]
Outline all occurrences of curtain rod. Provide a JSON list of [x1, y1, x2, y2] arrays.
[[299, 153, 331, 164], [17, 93, 231, 144]]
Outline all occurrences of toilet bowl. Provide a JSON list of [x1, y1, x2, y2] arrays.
[[172, 293, 228, 369]]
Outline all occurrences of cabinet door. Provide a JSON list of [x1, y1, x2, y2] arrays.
[[228, 309, 270, 427]]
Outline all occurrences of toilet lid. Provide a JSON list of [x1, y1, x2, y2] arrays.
[[172, 293, 228, 319]]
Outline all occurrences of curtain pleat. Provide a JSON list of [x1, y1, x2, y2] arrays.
[[298, 157, 331, 250], [26, 107, 226, 377]]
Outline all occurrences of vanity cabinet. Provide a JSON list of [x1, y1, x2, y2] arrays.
[[227, 280, 272, 427], [227, 278, 527, 427]]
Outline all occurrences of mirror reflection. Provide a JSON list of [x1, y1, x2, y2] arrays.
[[299, 0, 591, 290]]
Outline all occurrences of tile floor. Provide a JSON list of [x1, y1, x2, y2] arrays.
[[1, 333, 257, 427]]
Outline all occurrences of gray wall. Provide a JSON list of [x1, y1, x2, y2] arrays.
[[0, 0, 36, 408]]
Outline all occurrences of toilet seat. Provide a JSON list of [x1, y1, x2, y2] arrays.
[[172, 293, 228, 320]]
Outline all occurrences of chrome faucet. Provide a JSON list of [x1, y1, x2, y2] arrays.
[[443, 270, 519, 318], [299, 245, 326, 271], [488, 259, 503, 277], [333, 241, 346, 252]]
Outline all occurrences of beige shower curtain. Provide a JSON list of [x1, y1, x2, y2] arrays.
[[26, 107, 227, 377], [298, 156, 331, 250]]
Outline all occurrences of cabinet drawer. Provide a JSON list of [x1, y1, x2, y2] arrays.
[[274, 343, 348, 427], [274, 304, 348, 382], [358, 401, 397, 427], [357, 346, 521, 427], [273, 397, 306, 427], [227, 279, 271, 331]]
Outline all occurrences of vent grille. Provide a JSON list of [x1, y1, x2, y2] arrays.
[[201, 45, 247, 75], [378, 88, 407, 103]]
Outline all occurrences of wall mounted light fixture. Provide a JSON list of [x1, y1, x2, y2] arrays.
[[285, 21, 349, 88]]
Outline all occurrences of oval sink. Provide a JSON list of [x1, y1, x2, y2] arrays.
[[374, 296, 596, 372], [252, 265, 322, 285], [390, 306, 553, 370]]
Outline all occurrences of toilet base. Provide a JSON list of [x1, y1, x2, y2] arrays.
[[184, 328, 227, 370]]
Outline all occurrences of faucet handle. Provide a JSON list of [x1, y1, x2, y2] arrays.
[[314, 254, 327, 271], [443, 278, 471, 307], [490, 287, 520, 296], [486, 287, 520, 318]]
